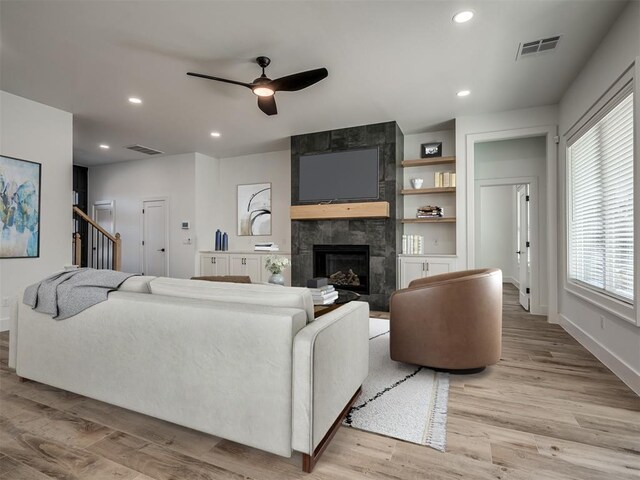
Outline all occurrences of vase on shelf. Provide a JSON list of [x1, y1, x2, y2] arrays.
[[269, 273, 285, 285]]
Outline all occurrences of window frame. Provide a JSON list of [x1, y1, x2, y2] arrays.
[[564, 64, 637, 325]]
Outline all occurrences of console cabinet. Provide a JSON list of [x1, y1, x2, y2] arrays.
[[397, 256, 457, 289], [198, 252, 291, 286]]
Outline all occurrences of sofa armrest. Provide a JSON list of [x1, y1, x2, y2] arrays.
[[292, 301, 369, 454]]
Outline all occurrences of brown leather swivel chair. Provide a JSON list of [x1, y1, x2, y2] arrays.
[[390, 268, 502, 372]]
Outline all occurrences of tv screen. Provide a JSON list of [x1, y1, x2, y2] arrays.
[[298, 147, 379, 202]]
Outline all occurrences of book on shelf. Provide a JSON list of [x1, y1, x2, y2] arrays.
[[433, 171, 455, 189], [254, 242, 280, 251], [402, 234, 424, 255]]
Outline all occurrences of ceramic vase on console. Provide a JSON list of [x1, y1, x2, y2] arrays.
[[268, 273, 285, 285]]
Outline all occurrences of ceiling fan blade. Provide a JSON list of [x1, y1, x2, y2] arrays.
[[187, 72, 251, 89], [269, 68, 328, 92], [257, 96, 277, 116]]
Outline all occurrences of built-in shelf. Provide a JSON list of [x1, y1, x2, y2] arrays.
[[401, 187, 456, 195], [401, 217, 456, 224], [290, 201, 390, 220], [401, 156, 456, 168]]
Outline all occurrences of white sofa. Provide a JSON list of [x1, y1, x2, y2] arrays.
[[10, 276, 370, 472]]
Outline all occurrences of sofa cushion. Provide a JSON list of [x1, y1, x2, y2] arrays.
[[149, 277, 315, 323], [119, 275, 156, 293]]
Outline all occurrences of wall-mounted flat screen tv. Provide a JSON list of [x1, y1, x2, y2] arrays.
[[298, 147, 379, 202]]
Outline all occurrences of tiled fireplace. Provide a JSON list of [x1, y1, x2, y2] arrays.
[[290, 121, 404, 311]]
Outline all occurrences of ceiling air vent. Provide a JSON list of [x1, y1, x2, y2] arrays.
[[125, 144, 164, 155], [516, 35, 561, 60]]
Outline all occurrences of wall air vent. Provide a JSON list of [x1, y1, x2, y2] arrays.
[[125, 144, 164, 155], [516, 35, 561, 60]]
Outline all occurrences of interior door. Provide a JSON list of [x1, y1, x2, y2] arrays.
[[516, 185, 530, 311], [91, 202, 114, 268], [142, 199, 167, 276]]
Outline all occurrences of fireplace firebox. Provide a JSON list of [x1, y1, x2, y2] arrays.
[[313, 245, 370, 295]]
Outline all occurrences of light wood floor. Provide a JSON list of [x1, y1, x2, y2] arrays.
[[0, 285, 638, 479]]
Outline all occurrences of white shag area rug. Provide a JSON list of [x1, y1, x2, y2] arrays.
[[342, 318, 449, 451]]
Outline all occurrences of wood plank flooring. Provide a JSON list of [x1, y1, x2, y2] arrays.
[[1, 284, 638, 479]]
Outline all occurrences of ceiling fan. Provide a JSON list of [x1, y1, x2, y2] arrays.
[[187, 56, 328, 116]]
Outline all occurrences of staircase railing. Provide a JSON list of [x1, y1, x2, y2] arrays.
[[72, 206, 121, 270]]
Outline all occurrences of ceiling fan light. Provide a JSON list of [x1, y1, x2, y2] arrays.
[[253, 86, 275, 97]]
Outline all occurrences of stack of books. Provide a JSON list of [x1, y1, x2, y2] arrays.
[[417, 205, 444, 218], [434, 172, 456, 188], [254, 242, 280, 252], [310, 285, 338, 305]]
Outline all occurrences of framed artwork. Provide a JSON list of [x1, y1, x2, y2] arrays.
[[420, 142, 443, 158], [0, 155, 42, 258], [237, 183, 272, 236]]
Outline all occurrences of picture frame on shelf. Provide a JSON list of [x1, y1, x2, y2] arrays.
[[420, 142, 442, 158]]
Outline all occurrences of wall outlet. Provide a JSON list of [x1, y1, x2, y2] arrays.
[[600, 316, 605, 329]]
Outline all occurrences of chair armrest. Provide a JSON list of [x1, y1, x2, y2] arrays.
[[292, 301, 369, 454]]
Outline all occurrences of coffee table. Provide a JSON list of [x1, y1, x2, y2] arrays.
[[313, 289, 361, 319]]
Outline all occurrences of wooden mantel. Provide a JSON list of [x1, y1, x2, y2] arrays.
[[290, 201, 390, 220]]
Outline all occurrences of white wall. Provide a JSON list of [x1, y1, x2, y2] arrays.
[[474, 136, 547, 303], [88, 153, 199, 278], [402, 130, 456, 254], [557, 1, 639, 393], [477, 185, 516, 281], [0, 91, 73, 331], [211, 150, 291, 253]]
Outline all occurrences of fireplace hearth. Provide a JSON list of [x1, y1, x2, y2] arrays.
[[313, 245, 370, 295]]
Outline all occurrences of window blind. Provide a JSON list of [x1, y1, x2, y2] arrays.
[[568, 92, 634, 303]]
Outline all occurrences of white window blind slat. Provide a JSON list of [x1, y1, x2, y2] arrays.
[[568, 92, 634, 304]]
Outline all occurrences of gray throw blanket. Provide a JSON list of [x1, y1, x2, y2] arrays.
[[23, 268, 138, 320]]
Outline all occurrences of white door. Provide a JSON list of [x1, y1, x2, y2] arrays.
[[516, 185, 530, 311], [91, 202, 114, 268], [142, 200, 167, 276]]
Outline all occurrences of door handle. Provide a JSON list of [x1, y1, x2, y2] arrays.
[[516, 250, 522, 254], [158, 248, 165, 252]]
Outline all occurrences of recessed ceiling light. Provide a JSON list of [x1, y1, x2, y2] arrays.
[[457, 90, 471, 97], [453, 10, 474, 23], [128, 97, 142, 104], [210, 131, 221, 138], [99, 144, 110, 149]]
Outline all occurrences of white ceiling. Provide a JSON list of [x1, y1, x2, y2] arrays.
[[0, 0, 628, 166]]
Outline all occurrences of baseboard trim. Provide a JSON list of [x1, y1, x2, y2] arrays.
[[0, 317, 10, 332], [559, 314, 640, 395], [503, 276, 518, 287]]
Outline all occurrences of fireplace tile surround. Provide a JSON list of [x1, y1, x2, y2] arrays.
[[291, 121, 404, 310]]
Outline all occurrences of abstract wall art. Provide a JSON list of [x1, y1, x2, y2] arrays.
[[237, 183, 271, 236], [0, 155, 41, 258]]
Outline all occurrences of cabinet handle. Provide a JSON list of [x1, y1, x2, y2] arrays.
[[422, 262, 425, 272], [425, 262, 429, 273], [213, 258, 216, 264]]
